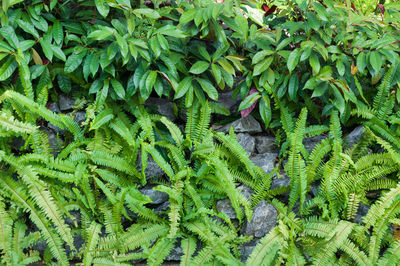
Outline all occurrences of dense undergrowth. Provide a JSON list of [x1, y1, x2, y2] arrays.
[[2, 0, 400, 265]]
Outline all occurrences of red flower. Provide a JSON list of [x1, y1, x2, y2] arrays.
[[241, 88, 259, 118], [378, 4, 385, 14]]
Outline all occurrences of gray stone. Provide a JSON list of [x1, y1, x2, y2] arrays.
[[65, 210, 81, 227], [137, 153, 165, 179], [241, 239, 259, 262], [165, 244, 183, 261], [216, 199, 237, 219], [237, 133, 256, 155], [154, 201, 170, 213], [345, 126, 364, 148], [270, 176, 291, 190], [354, 203, 370, 224], [146, 97, 176, 121], [217, 91, 240, 113], [303, 134, 328, 153], [48, 102, 61, 113], [237, 184, 253, 201], [59, 95, 75, 111], [251, 153, 277, 173], [255, 136, 278, 154], [10, 136, 25, 151], [66, 234, 85, 257], [48, 123, 66, 135], [140, 186, 169, 204], [216, 185, 253, 219], [242, 200, 278, 238], [216, 116, 262, 134], [74, 111, 86, 125], [45, 129, 64, 157]]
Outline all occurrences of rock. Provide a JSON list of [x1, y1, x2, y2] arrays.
[[216, 199, 237, 219], [242, 200, 278, 238], [10, 136, 25, 151], [140, 186, 169, 205], [270, 176, 291, 190], [165, 242, 183, 261], [345, 126, 364, 148], [59, 95, 75, 111], [44, 129, 64, 157], [310, 182, 319, 197], [66, 234, 85, 257], [154, 201, 170, 213], [303, 134, 328, 153], [47, 102, 61, 113], [216, 116, 262, 134], [255, 136, 278, 154], [251, 153, 277, 173], [146, 97, 176, 121], [237, 184, 253, 201], [216, 185, 253, 219], [47, 122, 66, 135], [241, 239, 259, 262], [237, 133, 256, 155], [217, 91, 240, 113], [137, 153, 165, 179], [65, 210, 81, 227], [74, 111, 86, 125], [354, 203, 370, 224]]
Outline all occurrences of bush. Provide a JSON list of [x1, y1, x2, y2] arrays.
[[2, 0, 400, 265]]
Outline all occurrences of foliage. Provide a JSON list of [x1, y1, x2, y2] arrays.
[[1, 0, 400, 265]]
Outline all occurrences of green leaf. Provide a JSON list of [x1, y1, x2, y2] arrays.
[[145, 71, 157, 93], [217, 59, 235, 75], [252, 50, 274, 64], [175, 76, 192, 100], [39, 39, 53, 61], [259, 95, 271, 128], [0, 56, 17, 81], [369, 51, 382, 72], [134, 8, 160, 19], [111, 78, 125, 99], [17, 19, 39, 38], [94, 0, 110, 18], [115, 33, 128, 59], [64, 53, 84, 73], [309, 52, 320, 74], [211, 64, 222, 84], [180, 9, 196, 24], [90, 54, 99, 76], [288, 74, 299, 101], [88, 28, 114, 40], [356, 53, 366, 73], [238, 92, 261, 111], [51, 45, 66, 61], [198, 46, 211, 62], [89, 79, 103, 94], [52, 20, 63, 45], [126, 74, 137, 97], [336, 58, 345, 76], [189, 61, 209, 74], [196, 78, 218, 101], [155, 25, 186, 38], [287, 49, 300, 73], [254, 57, 273, 76], [57, 75, 71, 93]]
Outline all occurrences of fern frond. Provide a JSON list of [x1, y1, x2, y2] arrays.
[[147, 237, 176, 265], [0, 111, 37, 134], [245, 227, 282, 265], [83, 222, 101, 266], [1, 175, 68, 265]]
